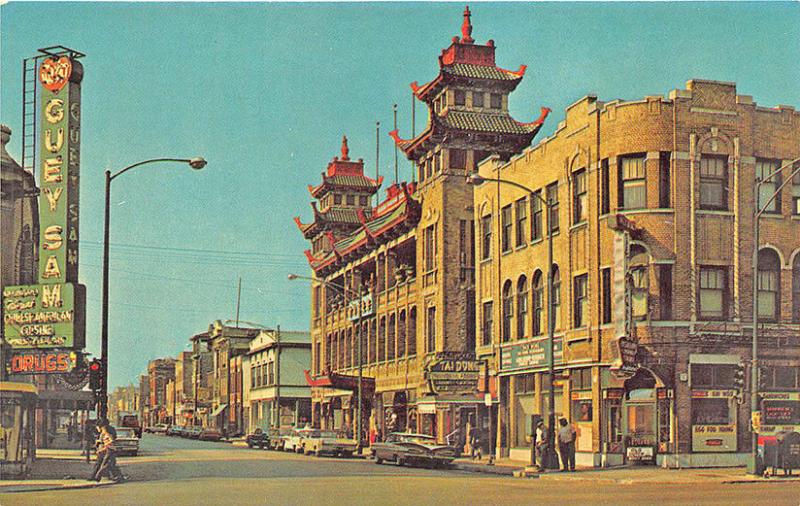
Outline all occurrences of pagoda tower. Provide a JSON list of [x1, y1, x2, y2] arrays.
[[295, 136, 383, 262], [389, 6, 549, 353]]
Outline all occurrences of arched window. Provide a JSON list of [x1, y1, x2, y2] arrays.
[[388, 313, 396, 361], [408, 307, 417, 357], [793, 254, 800, 323], [502, 280, 513, 342], [758, 249, 781, 322], [378, 317, 386, 362], [398, 311, 407, 358], [532, 271, 543, 335], [551, 266, 561, 331], [516, 275, 528, 339]]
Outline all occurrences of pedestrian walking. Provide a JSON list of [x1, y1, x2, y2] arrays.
[[88, 421, 126, 482], [557, 418, 576, 472], [469, 424, 482, 461]]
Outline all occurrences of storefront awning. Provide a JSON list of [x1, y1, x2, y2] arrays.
[[304, 370, 375, 394], [209, 404, 228, 417]]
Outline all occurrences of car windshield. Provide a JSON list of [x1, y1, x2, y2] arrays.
[[319, 431, 340, 438], [116, 428, 135, 438], [299, 429, 320, 438], [391, 433, 436, 444]]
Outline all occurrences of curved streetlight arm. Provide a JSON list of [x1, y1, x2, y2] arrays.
[[467, 174, 546, 206], [287, 273, 354, 297], [755, 158, 800, 219], [109, 157, 206, 181]]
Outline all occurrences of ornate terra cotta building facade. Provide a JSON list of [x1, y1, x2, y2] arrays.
[[297, 8, 548, 446], [473, 79, 800, 467]]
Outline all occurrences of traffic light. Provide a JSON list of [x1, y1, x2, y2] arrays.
[[734, 362, 746, 391], [88, 359, 102, 392]]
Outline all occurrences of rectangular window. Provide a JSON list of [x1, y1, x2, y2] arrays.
[[573, 274, 588, 328], [793, 170, 800, 215], [757, 268, 779, 321], [434, 152, 441, 174], [346, 194, 356, 206], [501, 204, 512, 252], [699, 267, 727, 320], [359, 195, 369, 206], [482, 301, 493, 346], [424, 225, 437, 272], [459, 219, 474, 282], [699, 155, 728, 210], [601, 268, 612, 324], [756, 158, 781, 213], [658, 265, 672, 320], [454, 90, 466, 106], [601, 158, 610, 215], [333, 194, 342, 205], [573, 169, 587, 224], [546, 183, 559, 233], [426, 306, 436, 353], [659, 152, 671, 208], [449, 148, 467, 170], [530, 191, 542, 241], [472, 91, 484, 108], [619, 155, 646, 209], [490, 93, 502, 109], [427, 156, 433, 179], [481, 214, 492, 260], [515, 198, 527, 247]]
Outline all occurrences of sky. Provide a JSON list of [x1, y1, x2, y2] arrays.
[[1, 1, 798, 389]]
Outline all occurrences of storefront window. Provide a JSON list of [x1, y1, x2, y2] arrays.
[[627, 404, 655, 436], [691, 398, 730, 425], [572, 400, 592, 422]]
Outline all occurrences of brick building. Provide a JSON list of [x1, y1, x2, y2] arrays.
[[296, 8, 547, 444], [147, 358, 175, 425], [473, 79, 800, 467]]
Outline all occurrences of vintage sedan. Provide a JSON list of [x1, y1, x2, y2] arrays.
[[199, 428, 222, 441], [282, 427, 315, 453], [246, 428, 269, 449], [268, 428, 293, 451], [371, 433, 456, 468], [301, 430, 357, 457], [113, 427, 140, 456]]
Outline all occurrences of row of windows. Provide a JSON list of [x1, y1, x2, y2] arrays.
[[324, 192, 371, 208], [250, 361, 276, 389], [436, 89, 504, 112], [418, 148, 490, 183]]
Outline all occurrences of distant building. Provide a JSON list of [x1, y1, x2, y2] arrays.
[[190, 332, 213, 426], [148, 358, 176, 425], [174, 351, 194, 425], [244, 329, 312, 433], [138, 374, 150, 428]]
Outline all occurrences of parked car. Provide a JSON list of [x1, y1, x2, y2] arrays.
[[301, 429, 357, 457], [185, 426, 202, 439], [246, 428, 269, 449], [113, 427, 140, 456], [166, 425, 182, 437], [269, 428, 293, 451], [119, 414, 142, 438], [199, 428, 222, 441], [282, 427, 315, 453], [371, 433, 456, 468], [147, 423, 169, 435]]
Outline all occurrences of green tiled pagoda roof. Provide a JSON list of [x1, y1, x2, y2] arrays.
[[443, 63, 521, 81], [441, 110, 534, 135]]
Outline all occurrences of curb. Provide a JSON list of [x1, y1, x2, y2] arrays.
[[0, 480, 117, 494], [454, 463, 522, 476]]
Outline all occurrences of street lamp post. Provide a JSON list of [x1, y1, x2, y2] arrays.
[[99, 157, 207, 422], [467, 173, 556, 470], [749, 157, 800, 474], [288, 273, 365, 453]]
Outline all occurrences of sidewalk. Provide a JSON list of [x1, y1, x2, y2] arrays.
[[0, 448, 117, 493], [452, 457, 800, 484]]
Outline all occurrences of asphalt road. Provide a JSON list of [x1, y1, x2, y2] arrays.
[[2, 434, 798, 506]]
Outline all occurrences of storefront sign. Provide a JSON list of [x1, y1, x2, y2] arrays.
[[626, 445, 654, 462], [610, 335, 638, 377], [3, 283, 85, 348], [425, 352, 481, 395], [692, 425, 737, 452], [347, 293, 373, 321], [2, 53, 86, 351], [6, 350, 77, 374], [499, 337, 563, 372]]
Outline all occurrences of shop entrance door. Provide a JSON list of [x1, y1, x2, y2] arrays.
[[622, 370, 658, 464]]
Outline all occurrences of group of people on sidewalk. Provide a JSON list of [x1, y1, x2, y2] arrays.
[[87, 419, 128, 483], [535, 418, 577, 472]]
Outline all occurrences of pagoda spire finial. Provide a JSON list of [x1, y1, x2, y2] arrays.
[[341, 135, 350, 161], [461, 5, 474, 44]]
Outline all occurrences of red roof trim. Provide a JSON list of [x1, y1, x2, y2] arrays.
[[516, 106, 551, 127]]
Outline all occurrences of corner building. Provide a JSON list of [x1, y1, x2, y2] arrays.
[[474, 79, 800, 467], [297, 9, 546, 443]]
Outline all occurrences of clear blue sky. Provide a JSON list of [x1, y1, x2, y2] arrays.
[[2, 2, 798, 389]]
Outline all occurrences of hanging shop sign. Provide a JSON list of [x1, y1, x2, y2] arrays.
[[424, 352, 481, 395], [499, 337, 564, 373], [6, 350, 77, 375], [2, 52, 86, 350], [610, 335, 639, 378]]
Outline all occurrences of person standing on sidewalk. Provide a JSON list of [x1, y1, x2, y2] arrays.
[[557, 418, 576, 472], [535, 420, 548, 470]]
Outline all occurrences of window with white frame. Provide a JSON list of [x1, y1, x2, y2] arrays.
[[620, 155, 646, 209], [756, 159, 781, 213], [573, 274, 588, 328], [758, 250, 781, 322], [699, 155, 728, 210], [516, 276, 528, 339], [573, 169, 588, 223], [515, 197, 527, 247], [699, 266, 727, 320]]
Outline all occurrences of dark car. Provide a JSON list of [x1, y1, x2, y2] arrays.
[[185, 426, 202, 439], [166, 425, 182, 437], [113, 427, 140, 456], [199, 428, 222, 441], [119, 414, 142, 438], [246, 428, 269, 449], [371, 432, 456, 468]]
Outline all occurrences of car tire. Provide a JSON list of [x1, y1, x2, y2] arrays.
[[375, 456, 383, 465], [397, 457, 405, 467]]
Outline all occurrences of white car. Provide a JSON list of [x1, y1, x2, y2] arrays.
[[113, 427, 140, 456], [282, 427, 315, 453]]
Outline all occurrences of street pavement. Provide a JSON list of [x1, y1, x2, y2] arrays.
[[1, 434, 798, 505]]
